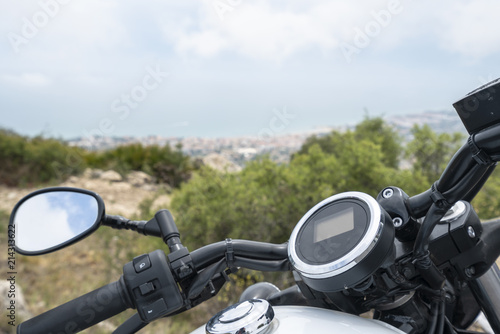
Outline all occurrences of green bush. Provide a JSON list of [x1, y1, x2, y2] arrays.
[[84, 143, 198, 187], [172, 118, 418, 249], [0, 130, 86, 187], [405, 124, 465, 183], [295, 116, 402, 169], [171, 117, 500, 252], [0, 129, 197, 188]]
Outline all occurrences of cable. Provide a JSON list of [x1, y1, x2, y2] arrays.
[[437, 301, 445, 334], [426, 301, 439, 334], [191, 240, 288, 270]]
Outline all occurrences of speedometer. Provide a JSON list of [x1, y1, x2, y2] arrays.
[[288, 192, 394, 292]]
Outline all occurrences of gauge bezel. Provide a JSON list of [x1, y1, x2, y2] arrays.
[[288, 192, 384, 279]]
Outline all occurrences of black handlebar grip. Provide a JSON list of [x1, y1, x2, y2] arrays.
[[17, 277, 132, 334]]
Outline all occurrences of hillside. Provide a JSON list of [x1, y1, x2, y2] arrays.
[[0, 168, 169, 218], [0, 170, 191, 334], [1, 115, 497, 334]]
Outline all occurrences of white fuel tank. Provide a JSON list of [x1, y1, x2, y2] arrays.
[[190, 299, 405, 334]]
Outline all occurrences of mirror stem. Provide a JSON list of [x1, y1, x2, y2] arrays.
[[103, 215, 148, 234]]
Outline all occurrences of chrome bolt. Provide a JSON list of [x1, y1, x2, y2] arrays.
[[393, 217, 403, 228], [382, 188, 394, 199], [467, 226, 476, 238]]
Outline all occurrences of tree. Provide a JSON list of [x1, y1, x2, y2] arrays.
[[172, 118, 408, 249], [405, 125, 464, 183], [171, 160, 297, 249], [295, 116, 402, 169], [354, 116, 402, 169], [472, 168, 500, 220]]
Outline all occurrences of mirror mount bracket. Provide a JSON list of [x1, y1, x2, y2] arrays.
[[102, 214, 164, 239], [154, 209, 196, 282], [103, 215, 148, 233]]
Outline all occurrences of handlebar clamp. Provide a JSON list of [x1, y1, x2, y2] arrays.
[[468, 135, 495, 166]]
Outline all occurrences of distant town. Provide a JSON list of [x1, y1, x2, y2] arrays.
[[68, 110, 467, 167]]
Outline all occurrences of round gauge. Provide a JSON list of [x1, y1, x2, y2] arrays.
[[288, 192, 394, 292]]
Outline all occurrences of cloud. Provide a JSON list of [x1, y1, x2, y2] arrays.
[[162, 1, 380, 61], [2, 0, 131, 72], [2, 73, 52, 87], [15, 194, 73, 252], [5, 1, 500, 67], [159, 0, 500, 62], [435, 0, 500, 59]]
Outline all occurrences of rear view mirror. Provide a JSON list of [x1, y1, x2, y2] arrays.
[[9, 187, 105, 255]]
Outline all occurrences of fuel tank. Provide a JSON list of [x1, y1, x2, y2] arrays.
[[190, 300, 405, 334]]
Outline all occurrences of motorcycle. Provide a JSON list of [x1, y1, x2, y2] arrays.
[[8, 77, 500, 334]]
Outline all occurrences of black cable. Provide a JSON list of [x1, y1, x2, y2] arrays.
[[437, 144, 477, 192], [426, 301, 439, 334], [407, 129, 498, 219], [233, 257, 290, 272], [437, 301, 445, 334], [412, 202, 448, 289], [441, 164, 493, 204], [187, 242, 290, 300], [191, 240, 288, 270], [413, 202, 450, 258], [444, 317, 458, 334], [412, 163, 493, 289], [188, 258, 226, 299]]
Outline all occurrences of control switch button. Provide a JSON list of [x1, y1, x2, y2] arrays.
[[133, 254, 151, 273], [139, 282, 155, 296], [142, 298, 168, 321]]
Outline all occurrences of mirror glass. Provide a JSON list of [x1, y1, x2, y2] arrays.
[[13, 191, 100, 253]]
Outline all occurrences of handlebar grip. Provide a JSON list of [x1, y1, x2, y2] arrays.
[[17, 277, 132, 334]]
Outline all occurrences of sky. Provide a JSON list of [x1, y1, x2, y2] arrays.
[[1, 0, 500, 140]]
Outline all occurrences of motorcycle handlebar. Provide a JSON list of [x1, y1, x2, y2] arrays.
[[407, 124, 500, 218], [17, 277, 132, 334], [190, 239, 289, 269]]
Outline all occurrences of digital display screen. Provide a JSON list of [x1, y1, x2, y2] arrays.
[[313, 207, 355, 243]]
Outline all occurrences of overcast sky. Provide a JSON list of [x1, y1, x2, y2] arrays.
[[1, 0, 500, 139]]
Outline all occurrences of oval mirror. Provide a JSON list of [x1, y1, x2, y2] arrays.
[[9, 187, 105, 255]]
